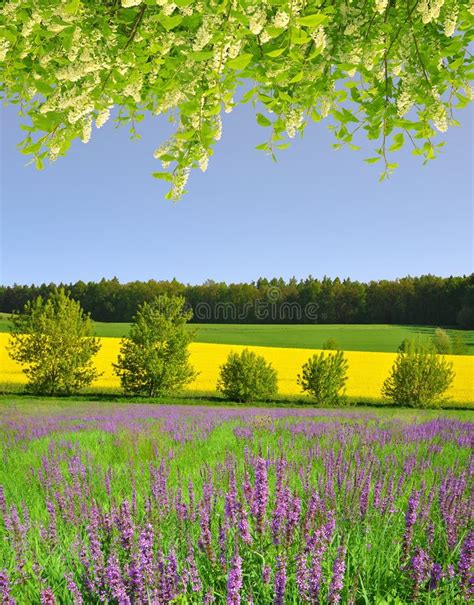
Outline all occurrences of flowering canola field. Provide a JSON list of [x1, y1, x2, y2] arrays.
[[0, 333, 472, 401]]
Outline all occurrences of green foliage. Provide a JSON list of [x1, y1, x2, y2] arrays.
[[297, 350, 348, 405], [382, 342, 455, 408], [1, 275, 473, 328], [114, 295, 196, 396], [217, 348, 278, 402], [457, 305, 474, 328], [1, 0, 472, 199], [451, 332, 468, 355], [322, 337, 339, 350], [398, 337, 412, 352], [7, 288, 100, 395], [432, 327, 452, 354]]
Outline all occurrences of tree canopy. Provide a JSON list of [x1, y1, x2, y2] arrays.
[[1, 0, 472, 199]]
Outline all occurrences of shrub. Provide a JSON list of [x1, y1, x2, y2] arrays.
[[431, 328, 452, 354], [451, 332, 468, 355], [8, 288, 101, 395], [322, 337, 339, 350], [114, 295, 197, 397], [217, 349, 278, 402], [398, 338, 412, 352], [382, 342, 454, 408], [297, 351, 348, 406]]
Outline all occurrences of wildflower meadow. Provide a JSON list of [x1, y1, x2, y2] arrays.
[[0, 403, 472, 604]]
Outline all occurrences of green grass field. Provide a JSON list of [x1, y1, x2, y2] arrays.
[[1, 312, 472, 353]]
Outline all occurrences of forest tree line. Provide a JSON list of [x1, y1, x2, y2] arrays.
[[0, 274, 473, 327]]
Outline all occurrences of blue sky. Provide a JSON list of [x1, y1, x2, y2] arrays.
[[1, 102, 472, 286]]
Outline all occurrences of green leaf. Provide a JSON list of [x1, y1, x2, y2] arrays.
[[389, 133, 404, 152], [256, 113, 272, 127], [227, 53, 253, 70], [289, 71, 304, 83], [35, 81, 52, 95], [266, 48, 286, 58], [21, 141, 42, 155], [189, 51, 214, 61], [160, 15, 183, 31], [63, 0, 81, 15], [152, 172, 173, 181], [296, 13, 327, 28], [0, 28, 17, 44], [364, 157, 381, 164]]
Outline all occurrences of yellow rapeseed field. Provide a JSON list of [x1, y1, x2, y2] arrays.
[[0, 333, 472, 402]]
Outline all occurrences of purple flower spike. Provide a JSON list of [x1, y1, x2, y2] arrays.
[[262, 565, 271, 585], [0, 570, 16, 605], [329, 546, 346, 605], [410, 547, 431, 599], [226, 550, 243, 605], [40, 587, 56, 605], [65, 574, 83, 605], [458, 530, 474, 598], [252, 457, 268, 534], [403, 489, 419, 558], [429, 563, 443, 590], [273, 556, 286, 605]]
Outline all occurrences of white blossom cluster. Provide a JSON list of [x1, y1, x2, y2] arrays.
[[417, 0, 446, 23], [0, 39, 10, 62], [443, 2, 459, 35], [285, 108, 304, 138], [273, 10, 290, 28], [311, 27, 327, 50], [430, 102, 448, 132], [0, 0, 471, 199], [248, 6, 267, 35]]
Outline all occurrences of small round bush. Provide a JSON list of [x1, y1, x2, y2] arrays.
[[297, 350, 348, 406], [431, 328, 452, 354], [382, 342, 454, 408], [217, 349, 278, 402], [322, 337, 339, 350]]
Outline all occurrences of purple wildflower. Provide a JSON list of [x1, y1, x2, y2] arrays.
[[296, 552, 309, 597], [273, 556, 286, 605], [204, 589, 215, 604], [106, 553, 130, 605], [403, 489, 419, 558], [65, 574, 83, 605], [458, 530, 474, 598], [252, 457, 269, 534], [262, 565, 271, 585], [116, 500, 134, 552], [329, 546, 346, 605], [0, 570, 16, 605], [429, 563, 443, 590], [410, 547, 431, 599], [238, 504, 252, 545], [186, 546, 202, 592], [40, 587, 56, 605], [226, 551, 243, 605], [308, 535, 326, 602]]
